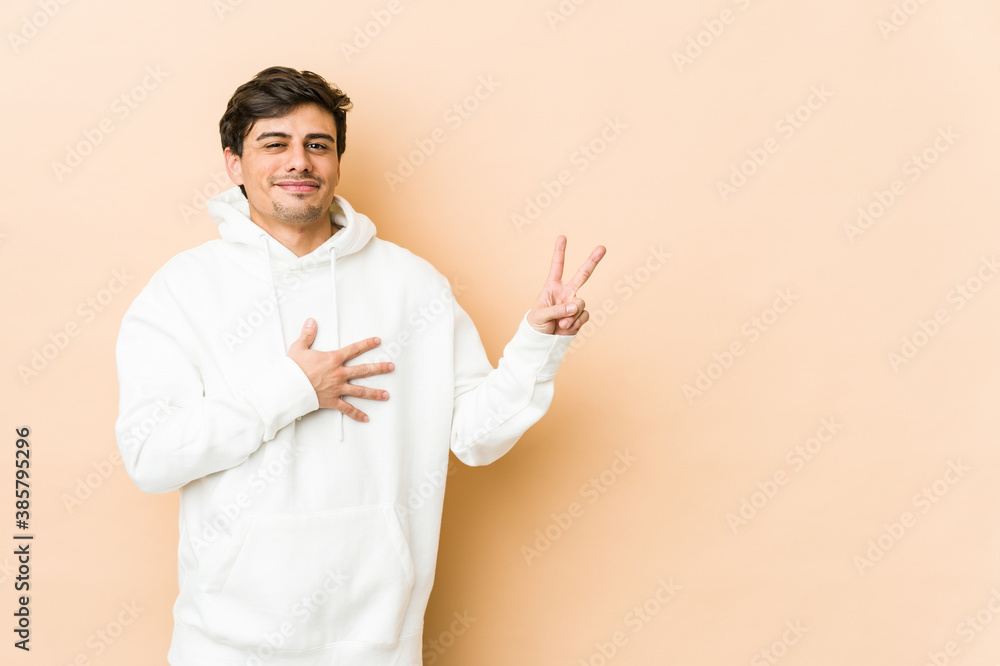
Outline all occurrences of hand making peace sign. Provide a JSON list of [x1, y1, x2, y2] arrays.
[[527, 235, 607, 336]]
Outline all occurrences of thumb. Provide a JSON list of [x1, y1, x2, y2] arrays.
[[289, 318, 317, 352], [534, 301, 578, 326]]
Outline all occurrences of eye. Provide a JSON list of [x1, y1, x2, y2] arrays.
[[307, 143, 329, 150], [264, 143, 285, 148]]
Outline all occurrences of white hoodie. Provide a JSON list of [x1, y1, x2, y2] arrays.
[[114, 186, 574, 665]]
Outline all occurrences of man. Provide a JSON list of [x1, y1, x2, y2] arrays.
[[115, 66, 605, 665]]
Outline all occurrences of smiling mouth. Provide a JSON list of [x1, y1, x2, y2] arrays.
[[275, 181, 320, 193]]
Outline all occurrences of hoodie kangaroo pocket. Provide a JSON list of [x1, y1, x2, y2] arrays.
[[202, 504, 415, 650]]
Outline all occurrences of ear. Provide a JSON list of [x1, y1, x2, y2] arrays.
[[223, 147, 244, 186]]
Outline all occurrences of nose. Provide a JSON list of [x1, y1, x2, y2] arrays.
[[283, 142, 313, 173]]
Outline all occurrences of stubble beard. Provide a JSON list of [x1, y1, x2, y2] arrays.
[[271, 197, 325, 224]]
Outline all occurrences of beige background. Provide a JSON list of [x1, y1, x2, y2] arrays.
[[3, 0, 1000, 663]]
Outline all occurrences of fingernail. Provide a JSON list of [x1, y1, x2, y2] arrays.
[[305, 318, 315, 328], [388, 363, 395, 371], [374, 337, 381, 344], [566, 304, 578, 314]]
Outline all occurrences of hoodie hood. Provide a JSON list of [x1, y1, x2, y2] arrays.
[[204, 185, 377, 442], [205, 185, 376, 269]]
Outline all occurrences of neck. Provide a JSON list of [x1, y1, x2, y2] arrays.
[[252, 210, 341, 258]]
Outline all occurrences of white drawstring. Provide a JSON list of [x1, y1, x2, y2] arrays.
[[330, 245, 343, 442], [259, 233, 298, 442], [260, 234, 344, 443]]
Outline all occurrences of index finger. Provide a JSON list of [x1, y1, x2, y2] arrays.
[[567, 245, 607, 294], [546, 235, 567, 283], [337, 336, 381, 362]]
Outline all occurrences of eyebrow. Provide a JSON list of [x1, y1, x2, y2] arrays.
[[253, 131, 336, 143]]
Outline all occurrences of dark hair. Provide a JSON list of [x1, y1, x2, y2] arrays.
[[219, 66, 353, 198]]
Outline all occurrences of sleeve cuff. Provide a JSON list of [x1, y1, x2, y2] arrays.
[[505, 310, 575, 381], [241, 355, 320, 440]]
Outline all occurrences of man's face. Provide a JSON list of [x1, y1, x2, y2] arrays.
[[224, 102, 341, 228]]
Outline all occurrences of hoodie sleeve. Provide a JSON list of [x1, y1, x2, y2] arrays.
[[450, 299, 574, 466], [114, 281, 319, 494]]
